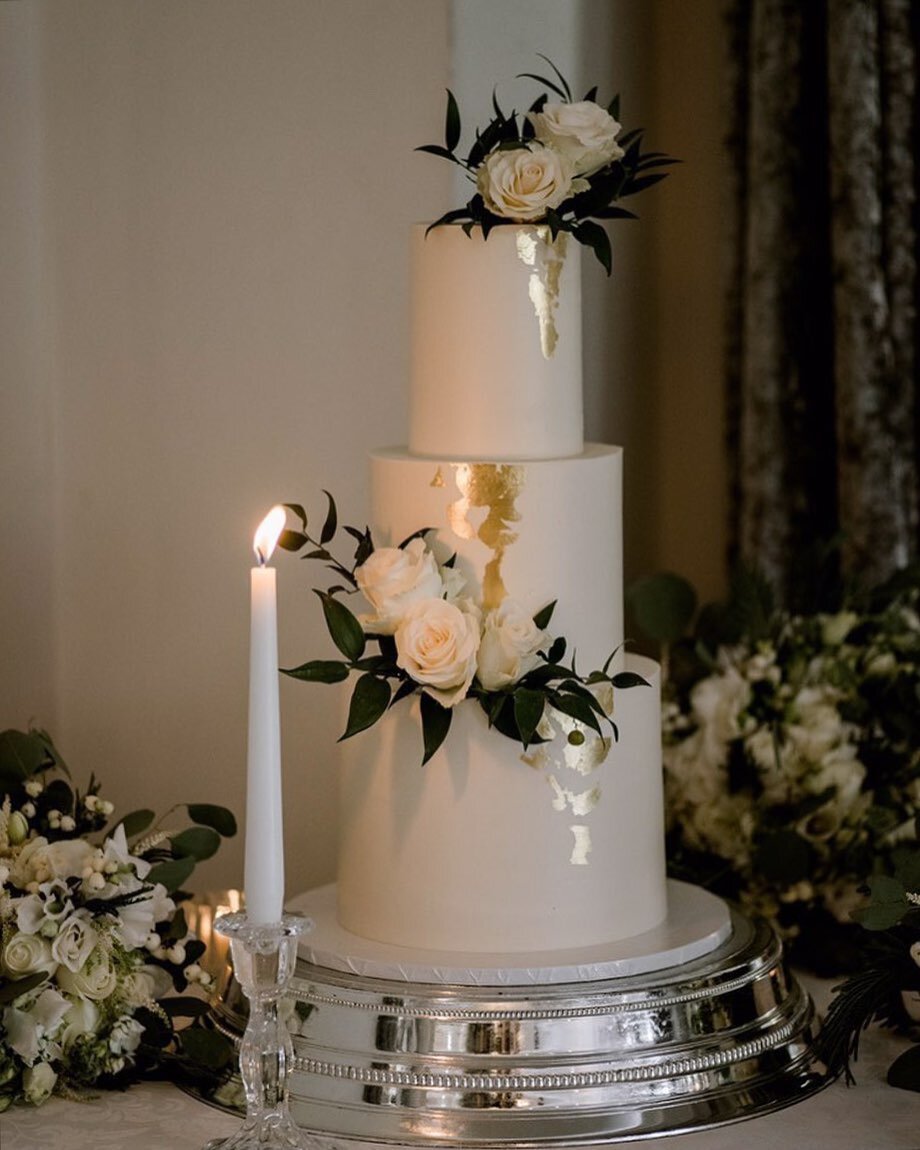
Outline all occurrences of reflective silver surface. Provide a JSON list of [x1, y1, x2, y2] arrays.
[[268, 910, 825, 1145]]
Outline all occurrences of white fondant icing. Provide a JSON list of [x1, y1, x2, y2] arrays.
[[337, 656, 666, 953], [409, 224, 583, 459]]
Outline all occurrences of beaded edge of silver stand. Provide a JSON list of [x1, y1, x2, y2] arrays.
[[190, 908, 822, 1147]]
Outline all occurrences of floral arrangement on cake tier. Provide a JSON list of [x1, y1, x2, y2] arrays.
[[0, 727, 236, 1109], [277, 496, 646, 766], [628, 566, 920, 972], [418, 56, 675, 272]]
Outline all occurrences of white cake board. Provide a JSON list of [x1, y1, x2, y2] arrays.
[[288, 879, 731, 987]]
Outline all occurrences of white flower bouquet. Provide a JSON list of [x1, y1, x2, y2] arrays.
[[630, 568, 920, 970], [276, 496, 646, 765], [417, 57, 675, 273], [0, 728, 237, 1108]]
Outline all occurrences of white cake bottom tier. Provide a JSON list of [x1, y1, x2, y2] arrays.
[[337, 654, 666, 953], [369, 444, 623, 672]]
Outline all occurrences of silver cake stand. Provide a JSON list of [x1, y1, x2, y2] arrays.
[[197, 882, 825, 1146]]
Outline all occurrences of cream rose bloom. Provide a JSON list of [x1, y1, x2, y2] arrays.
[[476, 599, 548, 691], [22, 1061, 57, 1105], [477, 144, 583, 221], [528, 100, 624, 176], [356, 539, 444, 635], [51, 910, 98, 973], [55, 950, 118, 1001], [395, 598, 480, 707], [1, 931, 57, 978]]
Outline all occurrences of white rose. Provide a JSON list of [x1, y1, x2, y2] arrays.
[[395, 598, 480, 707], [1, 932, 56, 978], [22, 1061, 57, 1105], [356, 539, 444, 634], [59, 998, 100, 1048], [476, 144, 583, 222], [55, 950, 118, 1001], [528, 100, 624, 175], [51, 911, 98, 973], [476, 599, 548, 690]]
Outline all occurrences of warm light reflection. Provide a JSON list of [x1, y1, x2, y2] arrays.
[[253, 505, 287, 566]]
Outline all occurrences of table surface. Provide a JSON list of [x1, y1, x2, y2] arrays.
[[3, 984, 919, 1150]]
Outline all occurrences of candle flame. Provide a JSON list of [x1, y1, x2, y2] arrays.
[[253, 505, 286, 566]]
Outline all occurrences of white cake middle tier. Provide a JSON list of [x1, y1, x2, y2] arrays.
[[368, 444, 624, 672]]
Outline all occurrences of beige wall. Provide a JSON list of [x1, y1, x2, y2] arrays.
[[0, 0, 728, 896]]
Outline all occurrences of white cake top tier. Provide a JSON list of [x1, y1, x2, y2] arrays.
[[409, 223, 584, 460]]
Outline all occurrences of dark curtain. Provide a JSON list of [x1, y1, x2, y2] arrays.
[[724, 0, 919, 606]]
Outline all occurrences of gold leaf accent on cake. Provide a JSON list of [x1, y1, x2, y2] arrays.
[[515, 228, 568, 359], [570, 825, 592, 866], [549, 776, 601, 817], [447, 463, 524, 610], [429, 466, 445, 488]]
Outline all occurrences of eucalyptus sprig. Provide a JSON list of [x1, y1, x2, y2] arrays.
[[417, 57, 676, 273], [277, 493, 647, 766]]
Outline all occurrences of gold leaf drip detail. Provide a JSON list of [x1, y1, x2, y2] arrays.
[[447, 463, 524, 610], [429, 466, 445, 488]]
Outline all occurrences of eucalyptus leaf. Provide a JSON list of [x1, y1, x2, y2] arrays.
[[118, 808, 156, 839], [341, 674, 391, 741], [420, 692, 452, 765], [146, 856, 197, 893], [170, 826, 221, 861], [854, 875, 910, 931], [316, 590, 366, 662], [0, 729, 49, 783], [627, 572, 697, 645], [187, 803, 238, 837]]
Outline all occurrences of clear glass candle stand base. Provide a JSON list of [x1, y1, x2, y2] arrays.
[[203, 912, 325, 1150]]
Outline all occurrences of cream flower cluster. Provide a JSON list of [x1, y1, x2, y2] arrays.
[[355, 542, 549, 707], [0, 815, 205, 1108], [477, 100, 622, 222], [663, 602, 920, 938]]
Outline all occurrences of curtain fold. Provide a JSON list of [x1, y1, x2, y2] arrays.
[[725, 0, 919, 603]]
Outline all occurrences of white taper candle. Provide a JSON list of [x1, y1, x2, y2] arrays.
[[244, 506, 287, 924]]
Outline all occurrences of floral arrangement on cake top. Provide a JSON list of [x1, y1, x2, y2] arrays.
[[0, 727, 236, 1109], [277, 495, 646, 766], [628, 566, 920, 972], [418, 56, 675, 272]]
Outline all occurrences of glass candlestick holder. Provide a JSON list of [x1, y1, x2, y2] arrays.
[[203, 911, 322, 1150]]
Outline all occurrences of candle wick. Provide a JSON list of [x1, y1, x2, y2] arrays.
[[255, 547, 267, 567]]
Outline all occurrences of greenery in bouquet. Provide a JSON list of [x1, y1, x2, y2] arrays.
[[276, 495, 646, 766], [816, 840, 920, 1091], [629, 566, 920, 973], [417, 56, 675, 273], [0, 728, 237, 1108]]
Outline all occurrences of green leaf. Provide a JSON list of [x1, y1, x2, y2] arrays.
[[854, 875, 910, 931], [160, 996, 212, 1019], [420, 692, 452, 765], [320, 490, 338, 545], [532, 600, 556, 630], [572, 219, 612, 275], [282, 503, 308, 531], [549, 692, 603, 736], [0, 972, 47, 1005], [513, 689, 546, 749], [627, 572, 697, 645], [170, 826, 221, 861], [179, 1026, 234, 1071], [611, 671, 650, 690], [163, 907, 188, 941], [445, 88, 461, 153], [0, 729, 49, 785], [281, 659, 350, 684], [119, 808, 156, 839], [187, 803, 238, 837], [146, 855, 197, 893], [341, 674, 391, 741], [416, 143, 467, 166], [316, 590, 366, 662], [277, 529, 308, 552], [887, 1045, 920, 1092]]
